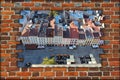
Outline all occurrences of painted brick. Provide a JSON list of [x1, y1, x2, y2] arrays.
[[17, 72, 31, 76], [64, 72, 78, 76], [41, 72, 55, 77]]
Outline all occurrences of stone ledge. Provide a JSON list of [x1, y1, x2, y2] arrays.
[[32, 64, 101, 67]]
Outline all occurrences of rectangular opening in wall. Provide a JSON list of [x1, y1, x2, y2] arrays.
[[17, 10, 105, 67]]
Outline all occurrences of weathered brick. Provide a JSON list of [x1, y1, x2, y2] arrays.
[[82, 3, 94, 7], [64, 72, 78, 76], [103, 72, 110, 76], [17, 72, 31, 76], [1, 3, 14, 7], [76, 67, 88, 71], [32, 72, 39, 77], [88, 72, 102, 76], [102, 3, 114, 7], [56, 71, 63, 76], [44, 67, 52, 71], [1, 11, 14, 15], [22, 2, 34, 6], [1, 72, 8, 77], [42, 3, 54, 7], [111, 72, 120, 76], [53, 67, 66, 71], [6, 67, 19, 72], [109, 61, 120, 66], [62, 3, 74, 7], [29, 68, 43, 72], [41, 72, 55, 77], [79, 72, 87, 76], [1, 53, 11, 57]]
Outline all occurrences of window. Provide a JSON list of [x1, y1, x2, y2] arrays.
[[17, 10, 105, 67]]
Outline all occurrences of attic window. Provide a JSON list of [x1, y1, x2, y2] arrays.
[[17, 10, 105, 67]]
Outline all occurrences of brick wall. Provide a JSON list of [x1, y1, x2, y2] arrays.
[[1, 0, 120, 79]]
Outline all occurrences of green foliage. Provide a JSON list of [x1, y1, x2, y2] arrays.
[[41, 57, 56, 65]]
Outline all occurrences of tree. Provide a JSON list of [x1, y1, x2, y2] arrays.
[[41, 57, 56, 65]]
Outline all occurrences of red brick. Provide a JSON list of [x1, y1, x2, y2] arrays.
[[64, 72, 78, 76], [53, 67, 66, 71], [1, 20, 13, 23], [88, 72, 102, 76], [68, 67, 75, 71], [11, 15, 22, 19], [1, 44, 9, 48], [100, 54, 112, 58], [108, 58, 120, 61], [111, 72, 120, 76], [62, 3, 74, 7], [0, 23, 9, 27], [101, 61, 108, 66], [17, 72, 31, 76], [111, 23, 120, 28], [56, 71, 63, 76], [89, 68, 99, 71], [10, 23, 22, 27], [8, 41, 20, 45], [51, 7, 63, 10], [22, 2, 34, 7], [102, 3, 114, 7], [41, 72, 55, 77], [54, 77, 68, 80], [1, 53, 11, 57], [31, 7, 43, 10], [6, 67, 19, 71], [44, 67, 52, 71], [1, 27, 12, 32], [1, 11, 14, 15], [4, 7, 11, 11], [111, 7, 120, 11], [82, 3, 94, 7], [103, 72, 110, 76], [109, 61, 120, 66], [101, 77, 114, 80], [30, 77, 44, 79], [29, 68, 43, 72], [76, 67, 88, 71], [1, 3, 14, 7], [42, 3, 54, 7], [9, 72, 16, 76], [1, 72, 8, 77], [32, 0, 44, 2], [2, 15, 10, 19], [79, 72, 87, 76], [103, 11, 114, 15], [100, 45, 112, 49], [111, 16, 120, 19], [1, 61, 9, 66], [110, 33, 119, 36], [110, 41, 120, 44], [113, 53, 120, 57]]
